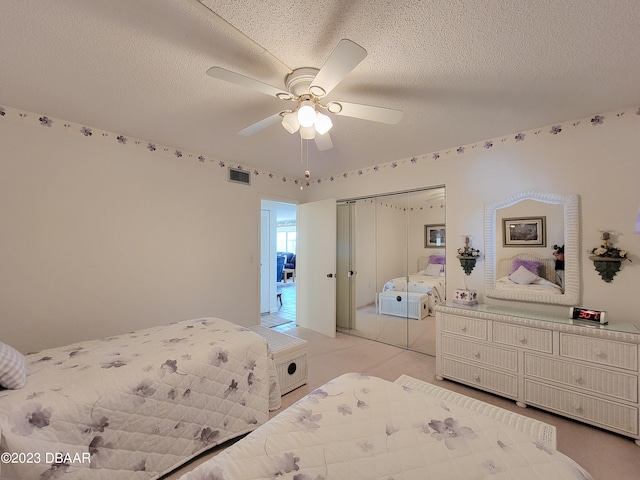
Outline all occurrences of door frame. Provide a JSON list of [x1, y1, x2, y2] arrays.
[[259, 196, 299, 317]]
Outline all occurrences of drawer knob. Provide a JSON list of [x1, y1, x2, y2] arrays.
[[570, 401, 583, 413], [594, 349, 607, 359], [517, 335, 527, 344], [572, 373, 584, 385], [473, 373, 481, 383], [473, 351, 481, 359], [461, 326, 468, 333]]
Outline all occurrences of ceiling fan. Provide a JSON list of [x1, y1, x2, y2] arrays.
[[206, 39, 404, 151]]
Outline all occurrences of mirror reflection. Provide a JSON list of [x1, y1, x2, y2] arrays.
[[484, 191, 580, 306], [336, 186, 445, 355]]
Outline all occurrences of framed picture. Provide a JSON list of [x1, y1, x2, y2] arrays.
[[503, 216, 546, 247], [425, 224, 446, 248]]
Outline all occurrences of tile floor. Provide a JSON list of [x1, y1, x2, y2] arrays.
[[260, 281, 296, 328], [164, 325, 640, 480]]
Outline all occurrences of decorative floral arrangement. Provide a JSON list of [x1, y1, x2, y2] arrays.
[[590, 231, 631, 261], [457, 246, 481, 257], [457, 236, 480, 257], [590, 245, 630, 260]]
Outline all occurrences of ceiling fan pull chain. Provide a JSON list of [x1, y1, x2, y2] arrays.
[[302, 136, 311, 179]]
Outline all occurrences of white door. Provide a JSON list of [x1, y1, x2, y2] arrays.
[[259, 209, 270, 314], [297, 198, 336, 337], [336, 203, 355, 330]]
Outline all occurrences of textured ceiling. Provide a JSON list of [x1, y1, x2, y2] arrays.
[[2, 0, 639, 180]]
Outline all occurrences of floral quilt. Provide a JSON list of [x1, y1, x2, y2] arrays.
[[180, 373, 592, 480], [0, 318, 280, 480]]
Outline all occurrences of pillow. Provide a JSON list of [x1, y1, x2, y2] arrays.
[[510, 259, 542, 276], [423, 263, 443, 277], [508, 265, 540, 285], [0, 341, 27, 389], [429, 255, 446, 265]]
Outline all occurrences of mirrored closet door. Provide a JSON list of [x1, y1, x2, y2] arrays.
[[336, 186, 445, 355]]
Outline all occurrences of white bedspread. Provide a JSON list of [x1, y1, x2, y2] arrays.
[[495, 275, 564, 294], [180, 373, 592, 480], [0, 318, 280, 480], [383, 274, 445, 297]]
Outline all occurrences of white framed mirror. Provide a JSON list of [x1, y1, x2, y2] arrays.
[[484, 191, 580, 305]]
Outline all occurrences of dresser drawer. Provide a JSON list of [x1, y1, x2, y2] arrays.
[[441, 357, 518, 398], [524, 353, 638, 402], [560, 333, 638, 371], [492, 322, 552, 353], [439, 314, 487, 340], [442, 335, 518, 372], [524, 379, 639, 436]]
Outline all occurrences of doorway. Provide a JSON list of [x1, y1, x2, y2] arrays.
[[260, 200, 297, 328]]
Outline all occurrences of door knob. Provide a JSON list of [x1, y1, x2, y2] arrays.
[[327, 273, 334, 278]]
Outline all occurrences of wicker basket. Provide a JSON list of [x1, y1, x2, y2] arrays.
[[249, 326, 308, 394]]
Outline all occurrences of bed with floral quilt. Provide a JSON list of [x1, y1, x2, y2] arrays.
[[0, 318, 281, 480], [179, 373, 592, 480]]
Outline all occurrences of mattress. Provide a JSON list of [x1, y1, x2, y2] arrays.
[[179, 373, 592, 480], [0, 318, 280, 480]]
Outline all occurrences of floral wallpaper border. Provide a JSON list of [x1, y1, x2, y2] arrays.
[[1, 103, 639, 188], [0, 104, 303, 187], [306, 105, 640, 188]]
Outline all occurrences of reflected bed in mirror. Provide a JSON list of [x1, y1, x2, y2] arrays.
[[378, 254, 446, 319], [485, 191, 580, 306]]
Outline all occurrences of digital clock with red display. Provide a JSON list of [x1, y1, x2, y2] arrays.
[[570, 307, 607, 324]]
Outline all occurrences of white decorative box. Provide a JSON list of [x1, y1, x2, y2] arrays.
[[249, 325, 308, 394], [453, 289, 478, 306], [378, 291, 429, 319]]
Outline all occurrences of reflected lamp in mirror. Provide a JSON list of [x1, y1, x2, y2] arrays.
[[457, 235, 481, 275], [589, 230, 631, 282]]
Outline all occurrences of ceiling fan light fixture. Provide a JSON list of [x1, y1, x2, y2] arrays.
[[281, 112, 300, 134], [275, 92, 294, 101], [298, 103, 316, 128], [314, 112, 333, 135], [326, 101, 342, 114], [300, 125, 316, 140], [309, 85, 326, 97]]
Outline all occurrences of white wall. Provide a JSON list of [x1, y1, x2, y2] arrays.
[[409, 199, 446, 272], [304, 105, 640, 326], [374, 198, 408, 292], [3, 103, 639, 353], [0, 108, 303, 352]]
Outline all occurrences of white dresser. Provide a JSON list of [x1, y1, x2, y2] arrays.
[[435, 302, 640, 445]]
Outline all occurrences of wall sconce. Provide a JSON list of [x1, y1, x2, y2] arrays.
[[457, 235, 481, 275], [588, 230, 631, 282]]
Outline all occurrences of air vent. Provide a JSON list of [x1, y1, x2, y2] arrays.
[[228, 167, 251, 186]]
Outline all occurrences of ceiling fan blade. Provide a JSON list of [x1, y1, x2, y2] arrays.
[[333, 101, 403, 124], [186, 0, 291, 73], [207, 67, 293, 100], [238, 112, 284, 136], [309, 39, 367, 97], [314, 131, 333, 151]]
